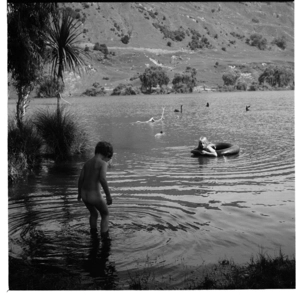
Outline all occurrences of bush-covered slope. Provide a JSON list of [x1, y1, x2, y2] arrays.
[[64, 2, 294, 50], [8, 2, 294, 98]]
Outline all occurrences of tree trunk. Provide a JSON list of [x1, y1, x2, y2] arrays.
[[57, 92, 61, 117], [16, 86, 31, 130]]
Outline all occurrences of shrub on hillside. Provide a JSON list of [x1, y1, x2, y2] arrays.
[[172, 67, 197, 93], [82, 86, 106, 97], [64, 7, 81, 20], [36, 76, 64, 98], [152, 85, 173, 94], [246, 33, 268, 50], [121, 35, 130, 44], [258, 65, 294, 88], [248, 82, 259, 91], [93, 43, 109, 56], [271, 36, 287, 50], [235, 81, 248, 91], [148, 11, 156, 19], [188, 36, 212, 50], [139, 66, 170, 93], [222, 72, 239, 86], [152, 23, 185, 42], [230, 32, 245, 39], [111, 84, 141, 95], [8, 120, 43, 183], [130, 73, 140, 81], [188, 29, 213, 50], [34, 107, 89, 160]]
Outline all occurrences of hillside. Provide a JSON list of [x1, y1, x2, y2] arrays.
[[9, 2, 295, 98]]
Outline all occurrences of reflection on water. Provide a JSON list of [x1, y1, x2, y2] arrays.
[[8, 91, 295, 289], [82, 236, 118, 289]]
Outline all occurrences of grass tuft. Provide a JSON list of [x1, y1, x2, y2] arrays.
[[33, 106, 89, 160], [191, 250, 295, 289]]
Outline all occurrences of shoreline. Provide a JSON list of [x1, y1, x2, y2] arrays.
[[8, 251, 295, 290]]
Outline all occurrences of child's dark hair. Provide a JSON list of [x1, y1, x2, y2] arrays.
[[95, 141, 114, 158]]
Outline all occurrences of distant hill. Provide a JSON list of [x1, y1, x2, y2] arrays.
[[65, 2, 294, 50], [8, 2, 295, 98]]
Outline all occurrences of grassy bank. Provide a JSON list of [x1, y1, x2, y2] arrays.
[[8, 251, 295, 290]]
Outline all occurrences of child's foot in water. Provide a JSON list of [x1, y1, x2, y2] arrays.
[[101, 230, 111, 241], [90, 228, 98, 237]]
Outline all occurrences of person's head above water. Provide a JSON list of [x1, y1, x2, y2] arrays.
[[198, 136, 210, 149], [95, 141, 114, 160]]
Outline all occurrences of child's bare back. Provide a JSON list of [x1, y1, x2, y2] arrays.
[[80, 157, 110, 204], [78, 141, 113, 237]]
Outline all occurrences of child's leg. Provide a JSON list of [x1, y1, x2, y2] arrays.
[[83, 202, 99, 230], [93, 198, 109, 234]]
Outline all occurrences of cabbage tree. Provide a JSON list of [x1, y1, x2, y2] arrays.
[[43, 9, 89, 113]]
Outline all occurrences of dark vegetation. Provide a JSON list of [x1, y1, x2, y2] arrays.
[[37, 76, 64, 98], [8, 2, 58, 130], [8, 107, 89, 183], [8, 3, 90, 182], [172, 67, 198, 93], [183, 251, 295, 290], [220, 64, 294, 91], [246, 33, 268, 50], [152, 23, 185, 42], [271, 36, 287, 50], [34, 106, 89, 160], [121, 35, 130, 44], [8, 120, 43, 183], [9, 251, 295, 290], [111, 83, 141, 95], [82, 82, 106, 96], [93, 43, 109, 56], [139, 66, 170, 93], [188, 29, 213, 50], [258, 65, 293, 88]]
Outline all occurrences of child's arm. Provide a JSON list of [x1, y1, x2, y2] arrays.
[[77, 166, 85, 201], [99, 163, 112, 205], [201, 145, 217, 157]]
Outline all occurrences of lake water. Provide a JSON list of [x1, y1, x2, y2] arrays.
[[8, 91, 295, 289]]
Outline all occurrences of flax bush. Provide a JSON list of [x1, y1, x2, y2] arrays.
[[8, 119, 43, 183], [33, 106, 89, 160]]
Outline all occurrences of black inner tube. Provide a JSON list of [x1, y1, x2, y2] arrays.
[[191, 142, 240, 157]]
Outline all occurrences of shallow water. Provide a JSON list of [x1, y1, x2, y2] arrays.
[[8, 91, 295, 289]]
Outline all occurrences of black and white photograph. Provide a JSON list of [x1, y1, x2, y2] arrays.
[[6, 1, 296, 291]]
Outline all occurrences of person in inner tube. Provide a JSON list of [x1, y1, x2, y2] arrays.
[[197, 136, 217, 157]]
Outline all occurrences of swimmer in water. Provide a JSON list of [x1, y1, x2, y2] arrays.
[[155, 131, 164, 137], [197, 136, 217, 157], [77, 141, 113, 239], [135, 107, 165, 124]]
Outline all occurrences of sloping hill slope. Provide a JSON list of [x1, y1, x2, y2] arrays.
[[64, 2, 294, 50], [9, 2, 294, 98]]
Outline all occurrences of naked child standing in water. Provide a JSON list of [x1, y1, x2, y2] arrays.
[[78, 141, 113, 239]]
